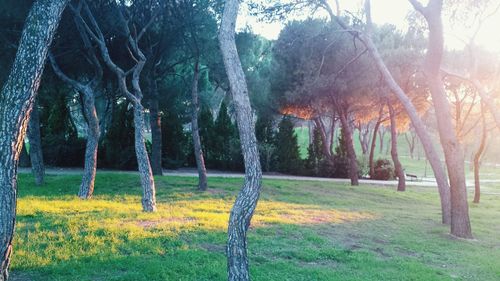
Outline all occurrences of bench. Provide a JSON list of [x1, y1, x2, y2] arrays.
[[406, 173, 418, 181]]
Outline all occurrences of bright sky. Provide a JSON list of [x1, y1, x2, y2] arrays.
[[237, 0, 500, 53]]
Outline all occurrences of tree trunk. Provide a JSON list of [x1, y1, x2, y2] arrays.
[[361, 24, 451, 225], [338, 107, 359, 185], [219, 1, 263, 280], [27, 101, 45, 186], [369, 107, 383, 177], [78, 88, 100, 199], [18, 143, 30, 168], [404, 130, 416, 159], [378, 127, 385, 153], [149, 77, 163, 176], [0, 1, 68, 279], [313, 118, 335, 165], [411, 0, 471, 238], [134, 103, 157, 212], [388, 103, 406, 191], [190, 61, 208, 191], [473, 108, 487, 204]]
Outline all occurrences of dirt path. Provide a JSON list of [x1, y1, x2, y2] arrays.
[[19, 167, 500, 195]]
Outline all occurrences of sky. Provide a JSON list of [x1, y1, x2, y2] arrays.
[[237, 0, 500, 53]]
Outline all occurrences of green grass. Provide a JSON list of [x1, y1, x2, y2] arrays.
[[11, 173, 500, 280]]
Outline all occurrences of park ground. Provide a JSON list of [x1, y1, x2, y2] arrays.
[[9, 172, 500, 281]]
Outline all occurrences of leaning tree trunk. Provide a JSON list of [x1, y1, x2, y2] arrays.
[[411, 0, 472, 238], [473, 108, 487, 204], [361, 26, 451, 225], [133, 103, 157, 212], [190, 62, 208, 191], [219, 0, 263, 279], [338, 107, 359, 186], [78, 88, 100, 199], [149, 77, 163, 176], [0, 1, 68, 280], [388, 103, 406, 191], [369, 106, 383, 178], [27, 101, 45, 186], [325, 2, 450, 223]]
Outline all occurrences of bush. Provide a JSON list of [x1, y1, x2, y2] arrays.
[[372, 159, 395, 180]]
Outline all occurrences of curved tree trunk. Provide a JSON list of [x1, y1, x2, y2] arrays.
[[338, 106, 359, 185], [388, 103, 406, 191], [190, 62, 208, 191], [219, 0, 263, 279], [369, 106, 383, 177], [0, 1, 68, 279], [473, 109, 487, 204], [361, 28, 451, 225], [134, 103, 157, 212], [27, 101, 45, 186], [149, 77, 163, 176], [410, 0, 472, 238], [78, 89, 100, 199]]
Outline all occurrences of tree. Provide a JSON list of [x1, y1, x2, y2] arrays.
[[27, 100, 45, 185], [218, 0, 263, 279], [473, 104, 488, 203], [387, 102, 406, 191], [47, 13, 103, 198], [274, 116, 302, 174], [73, 0, 157, 212], [0, 0, 69, 279], [409, 0, 472, 238]]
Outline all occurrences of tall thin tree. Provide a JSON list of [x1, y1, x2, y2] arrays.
[[219, 0, 263, 279]]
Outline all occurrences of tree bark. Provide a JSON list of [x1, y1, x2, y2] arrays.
[[190, 61, 208, 191], [219, 0, 263, 279], [388, 103, 406, 191], [410, 0, 471, 238], [27, 101, 45, 186], [337, 106, 359, 185], [78, 88, 100, 199], [473, 108, 487, 204], [149, 77, 163, 176], [369, 106, 383, 177], [313, 117, 335, 165], [0, 1, 68, 279], [134, 103, 157, 212]]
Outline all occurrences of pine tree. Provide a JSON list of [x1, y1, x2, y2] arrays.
[[274, 116, 302, 174]]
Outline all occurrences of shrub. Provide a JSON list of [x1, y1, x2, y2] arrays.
[[372, 159, 395, 180]]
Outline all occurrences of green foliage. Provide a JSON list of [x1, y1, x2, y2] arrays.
[[274, 116, 302, 174], [373, 159, 395, 180], [332, 128, 350, 178], [256, 114, 277, 172], [162, 111, 189, 169], [41, 89, 85, 167], [99, 102, 137, 170], [305, 127, 333, 177], [199, 102, 243, 171]]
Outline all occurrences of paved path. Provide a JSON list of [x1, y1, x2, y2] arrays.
[[19, 167, 500, 195]]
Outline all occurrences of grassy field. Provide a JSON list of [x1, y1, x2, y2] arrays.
[[10, 173, 500, 280]]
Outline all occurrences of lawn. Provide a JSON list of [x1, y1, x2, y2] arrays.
[[11, 173, 500, 281]]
